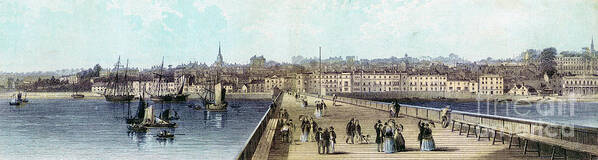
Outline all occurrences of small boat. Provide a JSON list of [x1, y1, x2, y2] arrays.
[[9, 99, 21, 105], [8, 93, 25, 105], [156, 130, 174, 139], [127, 124, 148, 132], [71, 93, 85, 99]]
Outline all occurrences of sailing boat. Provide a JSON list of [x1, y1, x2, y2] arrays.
[[140, 105, 177, 128], [104, 57, 134, 102], [126, 84, 147, 124], [159, 108, 180, 121], [198, 73, 228, 111], [150, 57, 189, 102]]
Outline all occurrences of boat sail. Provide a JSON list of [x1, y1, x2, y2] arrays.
[[104, 57, 134, 102], [126, 84, 147, 124], [140, 105, 177, 128]]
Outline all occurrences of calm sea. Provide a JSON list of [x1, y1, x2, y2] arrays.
[[0, 99, 270, 160], [402, 100, 598, 128]]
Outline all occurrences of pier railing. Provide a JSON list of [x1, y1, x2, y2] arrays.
[[302, 93, 598, 146], [235, 92, 284, 160]]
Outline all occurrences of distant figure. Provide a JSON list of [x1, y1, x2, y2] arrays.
[[440, 106, 451, 128], [374, 120, 383, 152], [419, 121, 436, 151], [332, 94, 337, 106], [314, 102, 322, 118], [322, 128, 330, 154], [383, 122, 395, 153], [393, 101, 401, 117], [329, 126, 336, 153], [345, 118, 355, 144]]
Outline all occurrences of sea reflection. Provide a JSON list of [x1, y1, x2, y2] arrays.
[[204, 111, 227, 128]]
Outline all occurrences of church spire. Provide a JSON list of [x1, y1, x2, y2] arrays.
[[216, 42, 224, 67]]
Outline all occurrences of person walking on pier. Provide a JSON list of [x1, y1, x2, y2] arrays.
[[322, 128, 330, 154], [375, 120, 383, 152], [315, 127, 323, 154], [345, 118, 355, 144], [288, 119, 296, 144], [329, 126, 336, 153], [383, 122, 395, 153], [394, 124, 406, 152], [301, 117, 310, 142], [418, 120, 436, 151], [354, 119, 362, 143]]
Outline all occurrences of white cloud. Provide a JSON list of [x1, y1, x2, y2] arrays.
[[107, 0, 182, 31]]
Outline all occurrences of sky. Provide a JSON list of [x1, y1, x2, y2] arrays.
[[0, 0, 597, 72]]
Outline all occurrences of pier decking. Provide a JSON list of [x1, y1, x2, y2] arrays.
[[260, 94, 544, 160]]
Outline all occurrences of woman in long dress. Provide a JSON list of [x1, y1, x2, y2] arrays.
[[329, 126, 336, 153], [383, 122, 395, 153], [419, 122, 435, 151], [394, 124, 406, 152], [301, 118, 310, 142]]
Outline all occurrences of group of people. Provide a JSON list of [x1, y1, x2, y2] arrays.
[[314, 100, 327, 118], [344, 118, 363, 144], [299, 115, 337, 154], [374, 119, 406, 153], [280, 109, 295, 143]]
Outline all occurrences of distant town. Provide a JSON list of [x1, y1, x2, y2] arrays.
[[2, 39, 597, 99]]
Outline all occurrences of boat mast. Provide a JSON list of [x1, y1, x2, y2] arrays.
[[158, 56, 164, 96], [114, 56, 121, 96], [124, 59, 129, 96]]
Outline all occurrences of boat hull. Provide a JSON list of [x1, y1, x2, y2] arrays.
[[104, 95, 134, 102], [206, 103, 228, 111], [143, 123, 177, 128], [71, 94, 85, 99], [151, 94, 189, 102], [8, 102, 21, 105]]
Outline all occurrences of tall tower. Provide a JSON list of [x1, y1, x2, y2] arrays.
[[215, 42, 224, 67]]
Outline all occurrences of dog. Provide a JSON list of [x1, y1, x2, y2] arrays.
[[357, 134, 370, 144]]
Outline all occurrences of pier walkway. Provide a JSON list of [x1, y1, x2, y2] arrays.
[[264, 94, 542, 160]]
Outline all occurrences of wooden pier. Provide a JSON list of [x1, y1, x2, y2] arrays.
[[240, 92, 598, 160]]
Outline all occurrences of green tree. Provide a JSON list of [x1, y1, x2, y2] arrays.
[[540, 47, 557, 77], [93, 64, 102, 77]]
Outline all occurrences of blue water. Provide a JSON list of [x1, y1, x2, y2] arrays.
[[403, 100, 598, 128], [0, 99, 270, 160]]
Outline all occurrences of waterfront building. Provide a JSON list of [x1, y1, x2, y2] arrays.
[[246, 79, 266, 93], [446, 80, 477, 93], [562, 75, 598, 95], [478, 74, 504, 95], [506, 84, 536, 96], [352, 71, 407, 92], [91, 82, 106, 94], [407, 74, 447, 92]]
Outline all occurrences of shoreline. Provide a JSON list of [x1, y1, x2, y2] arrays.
[[0, 91, 272, 100]]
